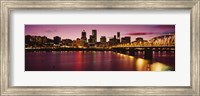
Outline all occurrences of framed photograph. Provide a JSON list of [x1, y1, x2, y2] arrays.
[[1, 0, 199, 95], [25, 24, 175, 71]]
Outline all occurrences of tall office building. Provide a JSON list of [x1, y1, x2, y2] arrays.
[[88, 35, 95, 46], [81, 30, 87, 42], [114, 35, 116, 39], [117, 32, 120, 39], [88, 35, 91, 42], [92, 29, 97, 43]]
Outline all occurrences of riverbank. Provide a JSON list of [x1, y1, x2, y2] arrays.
[[25, 48, 112, 52]]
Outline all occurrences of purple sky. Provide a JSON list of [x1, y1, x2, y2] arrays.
[[25, 25, 175, 41]]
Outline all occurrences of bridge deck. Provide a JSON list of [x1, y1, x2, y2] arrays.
[[112, 45, 175, 48]]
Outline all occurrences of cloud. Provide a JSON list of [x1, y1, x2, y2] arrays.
[[45, 29, 57, 33], [125, 31, 175, 36], [125, 32, 154, 36], [162, 31, 175, 35], [153, 25, 175, 29]]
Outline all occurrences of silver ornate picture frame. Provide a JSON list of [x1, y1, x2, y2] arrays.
[[0, 0, 199, 95]]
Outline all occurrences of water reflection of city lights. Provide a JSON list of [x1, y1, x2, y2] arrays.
[[129, 56, 134, 59], [136, 58, 149, 71], [150, 62, 170, 71]]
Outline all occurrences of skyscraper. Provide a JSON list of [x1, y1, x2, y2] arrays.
[[81, 30, 87, 43], [88, 35, 95, 47], [92, 29, 97, 43], [117, 32, 120, 39]]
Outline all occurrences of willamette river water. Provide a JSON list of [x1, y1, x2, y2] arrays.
[[25, 51, 175, 71]]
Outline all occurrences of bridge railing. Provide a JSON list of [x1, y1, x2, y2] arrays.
[[112, 44, 175, 48]]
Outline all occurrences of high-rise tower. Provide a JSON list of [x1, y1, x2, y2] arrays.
[[81, 30, 87, 46], [117, 32, 120, 39], [92, 29, 97, 43], [81, 30, 87, 41]]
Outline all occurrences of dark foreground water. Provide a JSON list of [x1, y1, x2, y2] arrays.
[[25, 51, 175, 71]]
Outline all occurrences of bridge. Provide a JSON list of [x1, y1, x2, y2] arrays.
[[112, 45, 175, 60], [111, 35, 175, 59]]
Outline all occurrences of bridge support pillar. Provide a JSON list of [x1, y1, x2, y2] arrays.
[[129, 49, 135, 56], [113, 48, 117, 53], [121, 49, 126, 54], [144, 48, 153, 60], [113, 48, 120, 53]]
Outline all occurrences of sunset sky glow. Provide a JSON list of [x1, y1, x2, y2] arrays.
[[25, 25, 175, 41]]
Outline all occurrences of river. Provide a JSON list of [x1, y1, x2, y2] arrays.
[[25, 51, 175, 71]]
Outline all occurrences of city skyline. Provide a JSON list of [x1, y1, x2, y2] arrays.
[[25, 25, 175, 71], [25, 25, 175, 41]]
